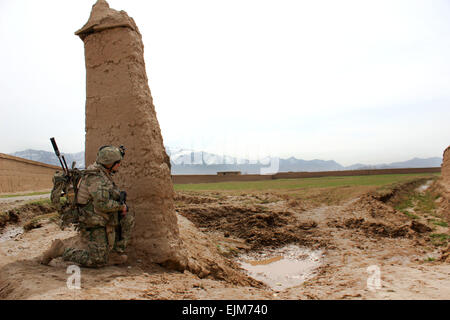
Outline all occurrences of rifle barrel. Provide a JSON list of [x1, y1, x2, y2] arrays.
[[61, 155, 70, 173], [50, 137, 60, 157], [50, 137, 68, 174]]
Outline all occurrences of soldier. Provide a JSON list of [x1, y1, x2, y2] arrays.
[[40, 145, 135, 267]]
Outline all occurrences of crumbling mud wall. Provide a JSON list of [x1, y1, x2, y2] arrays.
[[436, 146, 450, 224], [76, 0, 187, 269], [442, 146, 450, 190], [0, 153, 59, 194]]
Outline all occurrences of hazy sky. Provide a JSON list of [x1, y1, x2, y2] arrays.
[[1, 0, 449, 166]]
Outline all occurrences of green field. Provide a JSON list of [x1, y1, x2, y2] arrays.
[[174, 173, 440, 192]]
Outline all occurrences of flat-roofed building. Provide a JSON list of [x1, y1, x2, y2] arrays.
[[217, 171, 241, 176]]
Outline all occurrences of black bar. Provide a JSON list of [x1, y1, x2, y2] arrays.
[[0, 300, 446, 318]]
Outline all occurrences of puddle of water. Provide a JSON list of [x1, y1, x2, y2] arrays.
[[416, 180, 433, 193], [0, 226, 24, 242], [237, 245, 323, 291]]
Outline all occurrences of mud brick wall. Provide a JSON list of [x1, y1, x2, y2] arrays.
[[172, 174, 274, 184], [0, 153, 59, 194], [171, 167, 441, 184], [272, 167, 441, 180]]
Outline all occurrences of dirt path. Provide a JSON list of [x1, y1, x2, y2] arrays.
[[0, 180, 449, 300], [0, 193, 49, 205]]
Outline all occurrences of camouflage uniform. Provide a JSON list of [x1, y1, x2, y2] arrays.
[[62, 161, 135, 267]]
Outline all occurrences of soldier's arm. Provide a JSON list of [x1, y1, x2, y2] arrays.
[[88, 178, 123, 214], [109, 187, 121, 201]]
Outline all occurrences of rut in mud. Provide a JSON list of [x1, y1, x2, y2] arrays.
[[178, 203, 321, 251], [0, 201, 56, 228]]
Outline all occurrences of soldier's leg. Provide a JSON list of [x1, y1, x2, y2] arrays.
[[62, 227, 110, 267], [114, 211, 135, 253]]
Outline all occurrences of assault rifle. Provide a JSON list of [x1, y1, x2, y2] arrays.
[[119, 191, 128, 212], [118, 191, 128, 240], [50, 137, 69, 174]]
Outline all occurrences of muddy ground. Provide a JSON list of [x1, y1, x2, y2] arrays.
[[0, 178, 449, 300]]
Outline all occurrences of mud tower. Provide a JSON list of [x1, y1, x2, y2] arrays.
[[75, 0, 188, 269], [442, 146, 450, 190]]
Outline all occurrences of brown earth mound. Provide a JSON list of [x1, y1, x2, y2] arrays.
[[332, 193, 414, 238], [176, 214, 263, 286], [174, 193, 218, 204], [371, 178, 430, 205], [332, 177, 449, 241], [440, 244, 450, 262], [339, 217, 411, 238], [0, 210, 19, 228], [178, 201, 319, 251], [0, 202, 55, 228]]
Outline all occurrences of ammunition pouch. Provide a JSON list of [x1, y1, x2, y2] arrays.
[[59, 205, 80, 230], [77, 204, 110, 228]]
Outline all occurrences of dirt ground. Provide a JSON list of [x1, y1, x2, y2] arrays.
[[0, 178, 449, 300]]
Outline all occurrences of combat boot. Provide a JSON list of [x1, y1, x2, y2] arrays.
[[40, 239, 65, 265], [108, 253, 128, 265]]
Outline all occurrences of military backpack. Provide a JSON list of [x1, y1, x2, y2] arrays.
[[50, 168, 98, 230]]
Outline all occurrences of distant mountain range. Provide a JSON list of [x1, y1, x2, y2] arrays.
[[166, 148, 442, 174], [10, 149, 85, 169], [9, 148, 442, 175]]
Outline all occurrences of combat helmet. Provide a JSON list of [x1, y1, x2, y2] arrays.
[[96, 145, 125, 166]]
